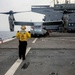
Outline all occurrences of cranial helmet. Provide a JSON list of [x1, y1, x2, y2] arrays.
[[21, 25, 26, 30]]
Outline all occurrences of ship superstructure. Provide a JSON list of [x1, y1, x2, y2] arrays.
[[31, 0, 75, 32]]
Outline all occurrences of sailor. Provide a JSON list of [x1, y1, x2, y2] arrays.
[[16, 25, 31, 60]]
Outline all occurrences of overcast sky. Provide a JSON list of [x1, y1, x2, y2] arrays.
[[0, 0, 75, 31]]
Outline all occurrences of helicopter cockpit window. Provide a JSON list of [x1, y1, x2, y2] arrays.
[[35, 26, 41, 28]]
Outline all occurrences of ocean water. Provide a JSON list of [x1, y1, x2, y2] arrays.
[[0, 31, 16, 40]]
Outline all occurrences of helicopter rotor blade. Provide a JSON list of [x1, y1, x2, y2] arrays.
[[0, 12, 10, 14], [13, 11, 31, 14], [0, 10, 31, 15]]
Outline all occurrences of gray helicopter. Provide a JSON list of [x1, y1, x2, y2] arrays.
[[0, 10, 75, 35], [0, 10, 64, 36]]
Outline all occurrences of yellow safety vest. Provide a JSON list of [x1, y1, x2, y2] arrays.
[[16, 31, 31, 41]]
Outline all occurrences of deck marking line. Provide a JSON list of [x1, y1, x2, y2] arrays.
[[3, 38, 15, 43], [26, 47, 31, 55], [5, 47, 31, 75], [0, 38, 16, 44], [32, 38, 38, 43]]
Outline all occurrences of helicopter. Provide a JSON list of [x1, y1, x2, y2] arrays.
[[0, 10, 63, 36], [14, 20, 63, 36]]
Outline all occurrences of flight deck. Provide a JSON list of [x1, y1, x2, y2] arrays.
[[0, 32, 75, 75]]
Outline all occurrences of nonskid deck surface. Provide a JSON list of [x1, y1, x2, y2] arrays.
[[0, 32, 75, 75]]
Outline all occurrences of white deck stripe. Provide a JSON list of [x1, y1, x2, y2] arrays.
[[0, 38, 16, 44], [32, 38, 38, 43], [26, 47, 31, 55], [5, 47, 31, 75], [3, 38, 16, 43]]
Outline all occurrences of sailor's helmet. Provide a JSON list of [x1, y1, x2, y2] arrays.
[[21, 25, 26, 30]]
